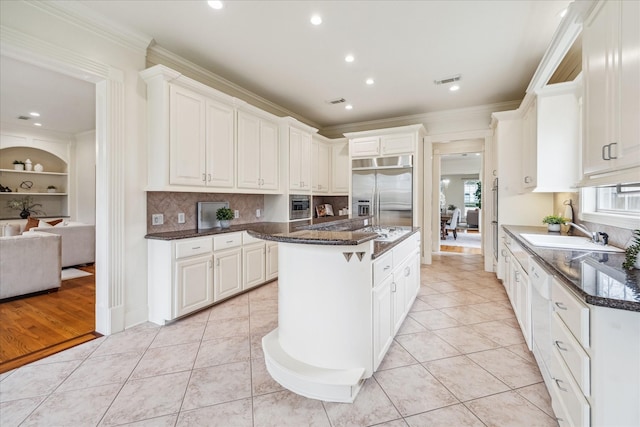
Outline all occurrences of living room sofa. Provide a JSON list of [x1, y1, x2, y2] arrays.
[[29, 223, 95, 268], [0, 231, 62, 299]]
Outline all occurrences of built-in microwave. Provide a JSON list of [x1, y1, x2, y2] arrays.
[[290, 195, 310, 220]]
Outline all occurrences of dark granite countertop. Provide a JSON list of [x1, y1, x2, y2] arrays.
[[145, 217, 420, 259], [503, 225, 639, 312]]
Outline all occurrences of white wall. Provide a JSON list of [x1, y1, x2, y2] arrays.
[[74, 130, 96, 224]]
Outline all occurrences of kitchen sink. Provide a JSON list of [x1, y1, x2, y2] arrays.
[[358, 226, 411, 242], [520, 234, 624, 253]]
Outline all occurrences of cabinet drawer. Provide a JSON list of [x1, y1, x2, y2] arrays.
[[552, 280, 590, 348], [213, 232, 242, 251], [393, 233, 418, 265], [175, 238, 213, 259], [374, 251, 393, 286], [242, 231, 263, 245], [552, 312, 591, 397], [551, 347, 590, 427]]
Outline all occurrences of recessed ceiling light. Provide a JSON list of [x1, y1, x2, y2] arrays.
[[310, 15, 322, 25], [449, 85, 460, 92], [345, 104, 353, 110], [29, 112, 40, 117], [345, 54, 355, 63], [208, 1, 223, 10], [33, 123, 42, 127], [366, 78, 374, 85]]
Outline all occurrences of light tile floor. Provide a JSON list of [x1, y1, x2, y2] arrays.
[[0, 253, 558, 426]]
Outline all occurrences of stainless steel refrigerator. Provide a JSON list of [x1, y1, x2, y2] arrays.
[[352, 155, 413, 227]]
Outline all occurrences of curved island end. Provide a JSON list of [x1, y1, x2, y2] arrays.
[[248, 227, 421, 403]]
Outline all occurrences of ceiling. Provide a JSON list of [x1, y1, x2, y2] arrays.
[[0, 0, 571, 134], [441, 153, 482, 175]]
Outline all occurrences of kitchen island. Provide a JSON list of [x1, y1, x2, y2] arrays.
[[248, 222, 421, 403]]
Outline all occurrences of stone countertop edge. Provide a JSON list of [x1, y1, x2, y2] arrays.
[[503, 225, 639, 312]]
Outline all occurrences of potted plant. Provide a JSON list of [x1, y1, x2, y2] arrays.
[[623, 229, 640, 270], [474, 181, 482, 209], [216, 207, 234, 228], [447, 204, 457, 214], [542, 215, 567, 232], [6, 196, 44, 218], [13, 160, 25, 171]]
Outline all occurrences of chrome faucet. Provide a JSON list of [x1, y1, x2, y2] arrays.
[[567, 222, 609, 245]]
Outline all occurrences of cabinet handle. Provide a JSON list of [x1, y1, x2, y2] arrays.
[[602, 144, 609, 160], [404, 267, 410, 277], [609, 142, 618, 159], [391, 282, 396, 292], [383, 265, 391, 271], [226, 240, 234, 244], [501, 249, 507, 257], [192, 246, 201, 250], [554, 378, 568, 392], [554, 340, 568, 351], [524, 176, 532, 184], [216, 259, 220, 266], [208, 260, 212, 269], [208, 173, 212, 182], [202, 173, 206, 182], [554, 301, 567, 310]]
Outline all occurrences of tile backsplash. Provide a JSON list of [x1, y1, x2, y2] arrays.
[[147, 192, 264, 233]]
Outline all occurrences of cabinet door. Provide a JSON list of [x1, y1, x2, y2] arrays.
[[259, 119, 279, 190], [213, 247, 242, 301], [351, 137, 380, 157], [237, 111, 261, 189], [243, 243, 266, 290], [174, 254, 213, 317], [266, 242, 278, 281], [404, 252, 420, 312], [205, 99, 234, 188], [521, 100, 537, 190], [289, 128, 307, 190], [331, 142, 349, 194], [312, 141, 330, 193], [618, 0, 640, 170], [381, 134, 414, 156], [392, 267, 407, 335], [300, 132, 312, 190], [373, 274, 393, 370], [169, 85, 206, 186]]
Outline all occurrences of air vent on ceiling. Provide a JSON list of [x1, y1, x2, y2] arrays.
[[18, 115, 31, 120], [326, 98, 346, 105], [434, 74, 462, 85]]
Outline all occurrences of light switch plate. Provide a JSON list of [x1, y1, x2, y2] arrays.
[[256, 209, 261, 218], [234, 210, 240, 219], [177, 213, 185, 224]]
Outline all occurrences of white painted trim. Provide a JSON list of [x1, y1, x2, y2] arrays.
[[147, 45, 321, 129], [2, 26, 127, 335], [28, 0, 152, 55]]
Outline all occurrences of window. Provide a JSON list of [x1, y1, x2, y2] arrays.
[[581, 183, 640, 229], [463, 180, 480, 216]]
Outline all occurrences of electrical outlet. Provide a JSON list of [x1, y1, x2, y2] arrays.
[[256, 209, 261, 218], [234, 210, 240, 219], [177, 213, 185, 224], [151, 214, 164, 225]]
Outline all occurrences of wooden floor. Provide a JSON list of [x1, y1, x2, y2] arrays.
[[0, 265, 98, 373], [440, 245, 482, 255]]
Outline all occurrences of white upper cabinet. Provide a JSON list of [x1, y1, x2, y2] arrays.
[[350, 137, 380, 158], [312, 138, 330, 194], [348, 129, 420, 159], [519, 81, 581, 193], [330, 141, 349, 195], [381, 133, 415, 156], [169, 85, 207, 186], [289, 127, 312, 191], [206, 99, 235, 188], [582, 0, 640, 182], [236, 109, 279, 191]]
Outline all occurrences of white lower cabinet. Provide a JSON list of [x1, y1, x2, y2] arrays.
[[214, 247, 242, 301], [175, 253, 214, 317], [372, 274, 394, 370], [266, 242, 278, 281], [372, 237, 420, 371], [243, 243, 266, 291], [148, 231, 276, 325]]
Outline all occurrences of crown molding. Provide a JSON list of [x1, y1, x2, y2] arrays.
[[26, 0, 152, 55], [1, 25, 111, 82], [526, 0, 596, 94], [147, 45, 322, 130]]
